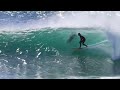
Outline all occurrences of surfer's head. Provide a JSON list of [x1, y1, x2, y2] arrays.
[[78, 33, 81, 36]]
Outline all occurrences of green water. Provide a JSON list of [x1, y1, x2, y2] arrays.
[[0, 27, 115, 78]]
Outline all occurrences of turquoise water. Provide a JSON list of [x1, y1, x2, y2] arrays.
[[0, 27, 117, 79]]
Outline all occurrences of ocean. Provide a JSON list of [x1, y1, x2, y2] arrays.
[[0, 11, 120, 79]]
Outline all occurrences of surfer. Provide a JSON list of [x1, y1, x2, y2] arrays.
[[78, 33, 87, 48]]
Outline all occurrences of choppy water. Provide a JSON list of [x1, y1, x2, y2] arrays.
[[0, 27, 117, 79], [0, 11, 120, 79]]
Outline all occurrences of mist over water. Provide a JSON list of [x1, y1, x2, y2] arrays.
[[0, 11, 120, 78], [0, 11, 117, 30]]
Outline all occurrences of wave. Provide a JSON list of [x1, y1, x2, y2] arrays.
[[0, 27, 110, 56], [0, 11, 120, 78], [0, 27, 113, 78]]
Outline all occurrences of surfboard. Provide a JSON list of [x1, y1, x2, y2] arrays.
[[72, 44, 97, 50], [72, 40, 108, 51], [72, 47, 87, 50], [72, 48, 80, 50]]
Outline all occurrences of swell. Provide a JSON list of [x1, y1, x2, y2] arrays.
[[0, 28, 111, 63], [0, 27, 109, 54], [0, 27, 113, 78]]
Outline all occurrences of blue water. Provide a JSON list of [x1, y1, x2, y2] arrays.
[[0, 27, 115, 79], [0, 11, 120, 79]]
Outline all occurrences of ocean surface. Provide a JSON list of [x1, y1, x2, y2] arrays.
[[0, 11, 120, 79]]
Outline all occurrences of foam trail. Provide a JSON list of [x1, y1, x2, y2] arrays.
[[88, 40, 108, 47]]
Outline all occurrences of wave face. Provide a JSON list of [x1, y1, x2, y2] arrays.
[[0, 11, 120, 79], [0, 27, 115, 79]]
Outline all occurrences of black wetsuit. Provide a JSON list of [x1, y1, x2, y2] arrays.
[[79, 35, 87, 48]]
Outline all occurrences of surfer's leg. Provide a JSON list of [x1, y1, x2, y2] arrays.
[[79, 41, 81, 48], [83, 43, 88, 47], [82, 41, 87, 47]]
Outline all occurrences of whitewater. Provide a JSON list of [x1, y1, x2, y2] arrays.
[[0, 11, 120, 79]]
